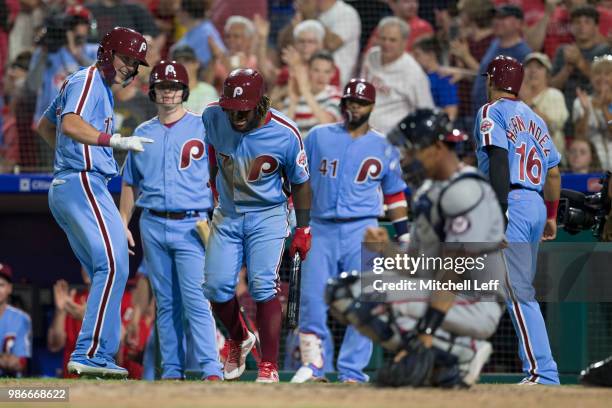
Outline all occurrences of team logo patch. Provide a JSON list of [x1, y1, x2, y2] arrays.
[[450, 216, 470, 235], [165, 64, 176, 76], [233, 87, 244, 98], [356, 83, 366, 95], [480, 118, 494, 134], [139, 42, 147, 52], [297, 150, 307, 167]]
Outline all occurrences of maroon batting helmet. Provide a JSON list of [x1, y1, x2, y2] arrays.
[[97, 27, 149, 84], [342, 78, 376, 104], [341, 78, 376, 121], [148, 60, 190, 102], [219, 68, 265, 111], [484, 55, 524, 95]]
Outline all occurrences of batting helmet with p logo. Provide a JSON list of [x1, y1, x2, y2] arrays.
[[148, 60, 190, 102], [219, 68, 265, 111]]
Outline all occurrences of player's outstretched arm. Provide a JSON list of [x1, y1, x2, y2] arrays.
[[61, 113, 153, 152], [37, 116, 57, 149], [542, 165, 561, 241]]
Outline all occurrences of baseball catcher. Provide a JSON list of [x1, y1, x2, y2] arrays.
[[326, 109, 506, 388]]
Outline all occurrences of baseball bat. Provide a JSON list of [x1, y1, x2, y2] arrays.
[[285, 252, 302, 330]]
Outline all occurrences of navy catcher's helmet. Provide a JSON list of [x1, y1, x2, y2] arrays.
[[388, 109, 469, 187]]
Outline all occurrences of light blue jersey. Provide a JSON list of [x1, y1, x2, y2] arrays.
[[123, 111, 213, 211], [305, 123, 406, 219], [202, 104, 309, 214], [474, 97, 561, 192], [0, 305, 32, 376], [52, 65, 118, 177]]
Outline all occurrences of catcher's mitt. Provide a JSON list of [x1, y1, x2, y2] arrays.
[[375, 334, 466, 388], [375, 337, 436, 387], [580, 356, 612, 387]]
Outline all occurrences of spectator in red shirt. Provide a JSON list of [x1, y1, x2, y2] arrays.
[[47, 269, 89, 378], [363, 0, 434, 53], [503, 0, 612, 59]]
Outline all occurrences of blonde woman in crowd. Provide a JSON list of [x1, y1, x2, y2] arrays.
[[520, 52, 569, 159]]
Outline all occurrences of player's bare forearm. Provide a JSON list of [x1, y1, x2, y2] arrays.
[[119, 182, 137, 226], [61, 113, 106, 146], [292, 181, 312, 227], [37, 116, 57, 149], [544, 165, 561, 202]]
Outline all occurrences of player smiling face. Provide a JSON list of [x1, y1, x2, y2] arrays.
[[112, 53, 140, 84]]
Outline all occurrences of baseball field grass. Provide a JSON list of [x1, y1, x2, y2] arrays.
[[1, 378, 612, 408]]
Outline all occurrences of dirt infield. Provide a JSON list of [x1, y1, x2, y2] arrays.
[[1, 379, 611, 408]]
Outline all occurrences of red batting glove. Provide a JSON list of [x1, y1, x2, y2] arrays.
[[290, 227, 311, 260]]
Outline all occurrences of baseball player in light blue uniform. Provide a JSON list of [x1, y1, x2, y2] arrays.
[[202, 68, 311, 383], [0, 264, 32, 377], [474, 56, 561, 385], [291, 79, 409, 383], [38, 27, 153, 378], [120, 60, 222, 380]]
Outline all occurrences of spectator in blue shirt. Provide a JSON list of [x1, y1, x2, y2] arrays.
[[412, 36, 458, 121], [171, 0, 226, 70], [471, 4, 531, 113]]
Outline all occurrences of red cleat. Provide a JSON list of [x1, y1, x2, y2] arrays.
[[255, 361, 279, 383]]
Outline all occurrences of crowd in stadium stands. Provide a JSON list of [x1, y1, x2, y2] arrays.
[[1, 0, 612, 377]]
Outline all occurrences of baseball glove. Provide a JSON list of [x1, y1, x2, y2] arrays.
[[375, 336, 436, 387]]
